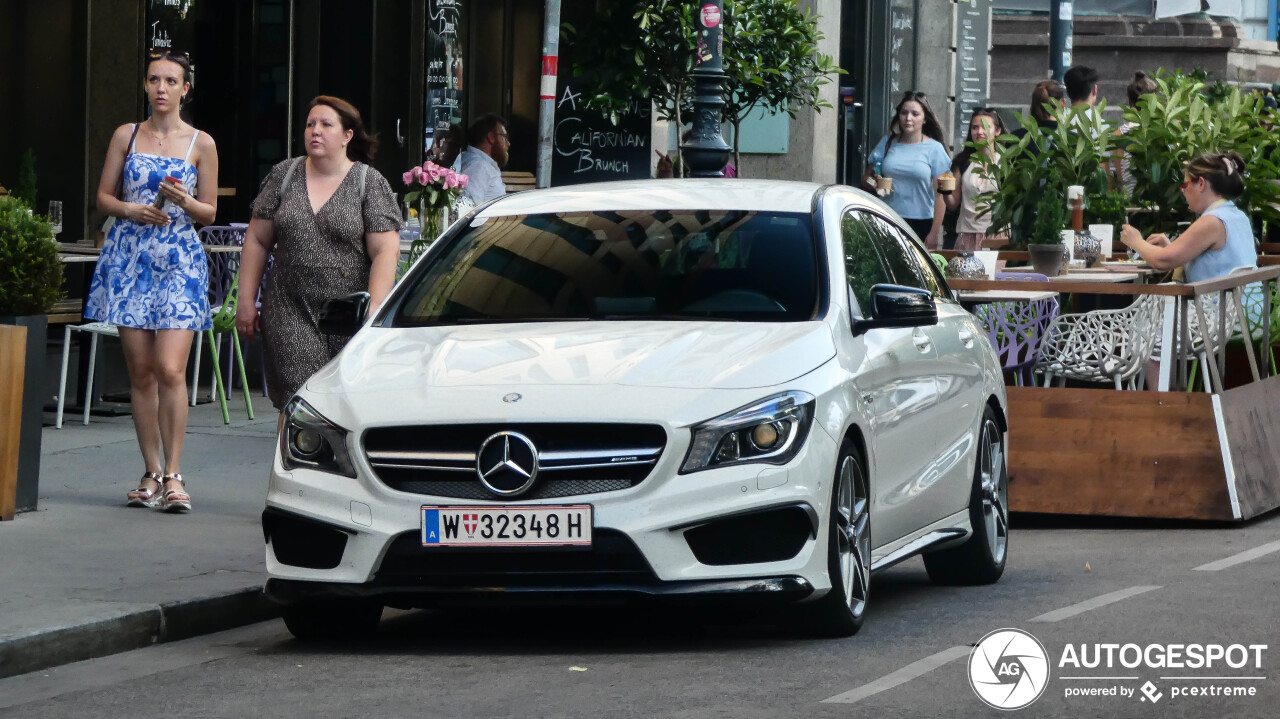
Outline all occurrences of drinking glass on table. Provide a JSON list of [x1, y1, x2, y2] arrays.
[[47, 200, 63, 236]]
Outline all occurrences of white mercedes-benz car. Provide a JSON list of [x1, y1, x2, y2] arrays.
[[263, 179, 1009, 639]]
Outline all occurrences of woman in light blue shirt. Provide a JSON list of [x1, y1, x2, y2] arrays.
[[1119, 152, 1257, 280], [864, 91, 952, 248]]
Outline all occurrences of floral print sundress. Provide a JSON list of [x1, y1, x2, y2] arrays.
[[86, 127, 211, 331]]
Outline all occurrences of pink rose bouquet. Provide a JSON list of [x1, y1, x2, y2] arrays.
[[401, 161, 468, 268]]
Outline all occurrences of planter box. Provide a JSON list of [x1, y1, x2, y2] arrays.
[[0, 314, 46, 515]]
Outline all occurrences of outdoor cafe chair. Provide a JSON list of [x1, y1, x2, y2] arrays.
[[192, 225, 245, 406], [202, 266, 255, 424], [1152, 268, 1253, 392], [55, 321, 119, 428], [1033, 294, 1163, 390], [974, 272, 1060, 387]]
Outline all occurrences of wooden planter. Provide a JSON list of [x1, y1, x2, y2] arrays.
[[1006, 381, 1280, 521], [0, 324, 27, 520]]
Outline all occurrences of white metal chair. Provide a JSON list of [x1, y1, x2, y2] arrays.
[[56, 321, 119, 428], [1033, 294, 1164, 390]]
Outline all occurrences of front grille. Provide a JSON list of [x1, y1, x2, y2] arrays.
[[375, 528, 658, 586], [363, 423, 666, 500]]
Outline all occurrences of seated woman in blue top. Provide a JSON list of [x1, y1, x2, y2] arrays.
[[863, 91, 952, 248], [1119, 151, 1257, 281]]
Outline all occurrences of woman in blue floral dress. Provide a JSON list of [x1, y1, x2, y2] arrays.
[[88, 50, 219, 513]]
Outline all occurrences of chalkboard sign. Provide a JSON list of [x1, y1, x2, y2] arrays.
[[551, 75, 652, 186], [888, 0, 915, 97], [146, 0, 196, 54], [954, 0, 992, 143], [425, 0, 465, 152]]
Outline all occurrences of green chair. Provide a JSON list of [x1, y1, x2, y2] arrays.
[[205, 269, 255, 424]]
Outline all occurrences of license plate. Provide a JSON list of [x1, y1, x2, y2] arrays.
[[421, 505, 593, 547]]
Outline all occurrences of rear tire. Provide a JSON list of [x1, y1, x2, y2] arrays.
[[793, 440, 870, 637], [923, 407, 1008, 585], [282, 600, 384, 641]]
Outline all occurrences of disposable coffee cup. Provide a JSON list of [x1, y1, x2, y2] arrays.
[[937, 174, 956, 193], [875, 176, 893, 196]]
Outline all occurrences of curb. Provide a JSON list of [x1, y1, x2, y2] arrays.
[[0, 586, 279, 680]]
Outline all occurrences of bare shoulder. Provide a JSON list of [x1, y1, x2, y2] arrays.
[[110, 122, 138, 145]]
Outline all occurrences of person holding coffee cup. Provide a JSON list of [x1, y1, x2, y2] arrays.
[[863, 91, 951, 247], [944, 108, 1007, 251]]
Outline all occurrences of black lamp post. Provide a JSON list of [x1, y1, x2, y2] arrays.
[[1048, 0, 1073, 83], [681, 1, 732, 177]]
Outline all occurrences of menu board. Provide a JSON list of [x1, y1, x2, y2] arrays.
[[551, 75, 652, 185], [888, 0, 916, 97], [146, 0, 196, 57], [954, 0, 993, 143], [425, 0, 465, 153]]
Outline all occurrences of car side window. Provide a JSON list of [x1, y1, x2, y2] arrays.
[[873, 216, 947, 298], [841, 211, 894, 317], [862, 214, 929, 293]]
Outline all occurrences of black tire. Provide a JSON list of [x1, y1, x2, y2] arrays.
[[923, 407, 1008, 585], [793, 440, 870, 638], [282, 600, 384, 641]]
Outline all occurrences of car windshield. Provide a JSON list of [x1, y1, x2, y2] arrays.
[[389, 209, 820, 325]]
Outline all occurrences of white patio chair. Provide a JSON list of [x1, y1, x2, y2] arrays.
[[1033, 294, 1163, 390], [56, 322, 119, 428]]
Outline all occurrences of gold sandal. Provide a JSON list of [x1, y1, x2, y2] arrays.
[[126, 472, 163, 508], [158, 473, 191, 513]]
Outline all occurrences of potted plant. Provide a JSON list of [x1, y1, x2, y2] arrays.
[[1026, 178, 1068, 277], [0, 194, 64, 515], [1120, 70, 1280, 234]]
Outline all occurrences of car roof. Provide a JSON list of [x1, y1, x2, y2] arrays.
[[477, 179, 826, 215]]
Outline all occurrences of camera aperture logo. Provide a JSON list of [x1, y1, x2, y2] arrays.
[[969, 628, 1051, 710]]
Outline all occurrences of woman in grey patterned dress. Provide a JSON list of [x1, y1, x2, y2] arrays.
[[236, 96, 402, 411]]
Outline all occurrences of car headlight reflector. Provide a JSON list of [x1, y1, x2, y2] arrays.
[[681, 391, 815, 473], [280, 396, 357, 477]]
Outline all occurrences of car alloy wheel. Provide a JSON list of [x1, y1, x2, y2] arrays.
[[979, 416, 1008, 565], [836, 453, 871, 618], [922, 406, 1008, 585]]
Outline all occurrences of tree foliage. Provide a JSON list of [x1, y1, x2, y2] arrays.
[[566, 0, 843, 174]]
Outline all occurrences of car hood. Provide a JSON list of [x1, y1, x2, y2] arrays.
[[305, 320, 835, 394]]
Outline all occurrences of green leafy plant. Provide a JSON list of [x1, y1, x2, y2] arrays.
[[567, 0, 842, 176], [973, 102, 1114, 247], [1119, 70, 1280, 233], [0, 194, 64, 315], [14, 149, 37, 209], [1085, 187, 1128, 239]]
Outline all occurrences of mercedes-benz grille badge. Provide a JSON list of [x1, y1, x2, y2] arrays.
[[476, 431, 539, 496], [502, 392, 522, 403]]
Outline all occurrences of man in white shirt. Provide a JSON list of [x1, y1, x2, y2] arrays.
[[459, 114, 509, 205]]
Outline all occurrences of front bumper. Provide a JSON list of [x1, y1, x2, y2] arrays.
[[264, 412, 839, 603]]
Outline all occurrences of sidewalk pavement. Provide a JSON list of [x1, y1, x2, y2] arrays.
[[0, 394, 281, 679]]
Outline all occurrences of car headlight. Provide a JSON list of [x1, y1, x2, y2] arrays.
[[681, 391, 815, 473], [280, 397, 357, 477]]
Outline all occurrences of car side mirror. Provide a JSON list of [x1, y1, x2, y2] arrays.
[[853, 284, 938, 335], [318, 292, 371, 335]]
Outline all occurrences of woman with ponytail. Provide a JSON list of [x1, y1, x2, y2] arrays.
[[236, 96, 403, 413], [1119, 152, 1256, 281]]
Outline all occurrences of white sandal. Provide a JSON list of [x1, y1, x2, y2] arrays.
[[158, 473, 191, 513], [126, 472, 163, 508]]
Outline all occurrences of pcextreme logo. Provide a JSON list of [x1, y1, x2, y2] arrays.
[[969, 628, 1052, 710]]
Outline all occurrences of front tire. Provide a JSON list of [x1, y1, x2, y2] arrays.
[[923, 407, 1008, 585], [282, 600, 384, 641], [795, 440, 870, 637]]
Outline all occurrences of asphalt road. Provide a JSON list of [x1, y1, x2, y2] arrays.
[[4, 513, 1278, 718]]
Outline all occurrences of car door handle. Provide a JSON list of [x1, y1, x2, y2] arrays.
[[912, 330, 931, 353], [958, 329, 975, 348]]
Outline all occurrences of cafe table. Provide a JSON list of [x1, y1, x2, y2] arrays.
[[954, 288, 1057, 309]]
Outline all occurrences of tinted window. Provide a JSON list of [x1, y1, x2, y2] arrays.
[[391, 210, 819, 325], [865, 214, 929, 292], [872, 215, 946, 297], [841, 211, 894, 316]]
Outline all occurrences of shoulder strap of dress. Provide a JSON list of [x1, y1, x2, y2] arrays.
[[183, 130, 200, 162], [359, 163, 369, 201], [279, 156, 306, 196]]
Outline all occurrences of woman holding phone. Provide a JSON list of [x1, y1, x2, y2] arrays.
[[86, 49, 219, 513]]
